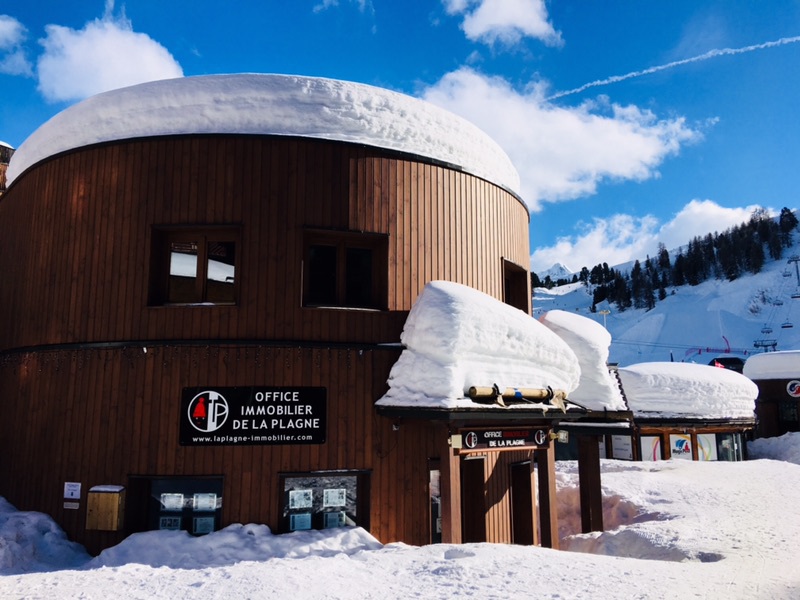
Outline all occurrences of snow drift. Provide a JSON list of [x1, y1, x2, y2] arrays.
[[376, 281, 581, 409]]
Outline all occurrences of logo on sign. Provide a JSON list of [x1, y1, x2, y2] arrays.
[[464, 431, 478, 449], [673, 439, 691, 454], [787, 380, 800, 398], [188, 391, 229, 432]]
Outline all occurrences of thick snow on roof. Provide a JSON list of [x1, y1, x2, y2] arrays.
[[539, 310, 627, 412], [743, 350, 800, 380], [617, 362, 758, 420], [376, 281, 581, 410], [0, 141, 12, 149], [6, 74, 521, 197]]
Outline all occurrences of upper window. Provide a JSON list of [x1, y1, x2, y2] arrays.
[[503, 259, 530, 312], [303, 231, 387, 309], [150, 227, 239, 305]]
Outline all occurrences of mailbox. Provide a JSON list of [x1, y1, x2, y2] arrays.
[[86, 485, 126, 531]]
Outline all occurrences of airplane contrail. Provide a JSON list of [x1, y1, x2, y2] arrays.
[[548, 35, 800, 101]]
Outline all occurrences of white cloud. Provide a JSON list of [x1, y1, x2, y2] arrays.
[[529, 199, 769, 273], [314, 0, 374, 14], [421, 67, 702, 210], [443, 0, 562, 47], [36, 9, 182, 103], [531, 214, 660, 274], [0, 14, 33, 76], [657, 199, 766, 250]]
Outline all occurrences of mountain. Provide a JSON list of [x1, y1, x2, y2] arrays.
[[533, 239, 800, 367], [536, 262, 573, 282]]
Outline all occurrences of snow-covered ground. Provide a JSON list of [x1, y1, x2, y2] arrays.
[[2, 433, 799, 599], [533, 238, 800, 367]]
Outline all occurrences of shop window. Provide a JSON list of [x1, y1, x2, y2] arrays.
[[126, 476, 223, 535], [716, 433, 744, 461], [303, 231, 387, 309], [503, 259, 530, 312], [280, 471, 370, 532], [149, 227, 239, 305], [428, 460, 442, 544]]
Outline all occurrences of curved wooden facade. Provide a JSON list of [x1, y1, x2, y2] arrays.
[[0, 134, 535, 553]]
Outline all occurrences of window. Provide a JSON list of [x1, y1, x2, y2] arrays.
[[303, 231, 387, 309], [126, 476, 223, 536], [503, 259, 530, 312], [280, 471, 370, 532], [150, 227, 239, 305]]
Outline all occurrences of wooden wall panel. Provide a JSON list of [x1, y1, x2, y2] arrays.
[[0, 133, 531, 552]]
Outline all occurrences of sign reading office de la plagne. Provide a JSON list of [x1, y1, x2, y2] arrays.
[[180, 387, 326, 446]]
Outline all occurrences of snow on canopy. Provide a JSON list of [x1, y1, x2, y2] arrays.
[[617, 362, 758, 420], [539, 309, 627, 412], [0, 141, 12, 150], [376, 281, 581, 410], [743, 349, 800, 380], [6, 74, 521, 197]]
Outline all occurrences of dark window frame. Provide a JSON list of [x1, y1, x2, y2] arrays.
[[503, 258, 530, 312], [302, 230, 388, 310], [279, 470, 371, 533], [149, 225, 240, 306]]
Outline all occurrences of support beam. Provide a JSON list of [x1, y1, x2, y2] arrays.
[[577, 434, 604, 533], [534, 445, 559, 549], [439, 430, 462, 543]]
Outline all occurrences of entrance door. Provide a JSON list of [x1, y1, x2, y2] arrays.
[[510, 461, 534, 545], [460, 456, 486, 542]]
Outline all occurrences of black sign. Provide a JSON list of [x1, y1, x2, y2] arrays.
[[461, 428, 549, 451], [180, 387, 326, 446]]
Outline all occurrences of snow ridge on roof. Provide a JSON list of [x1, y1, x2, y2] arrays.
[[539, 309, 627, 412], [377, 281, 581, 410], [6, 74, 521, 197], [743, 350, 800, 380], [617, 362, 758, 420]]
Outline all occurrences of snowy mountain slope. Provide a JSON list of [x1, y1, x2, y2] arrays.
[[533, 241, 800, 367]]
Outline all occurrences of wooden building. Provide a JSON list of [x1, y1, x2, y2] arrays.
[[0, 141, 13, 195], [0, 74, 557, 554], [540, 310, 757, 534], [743, 350, 800, 438]]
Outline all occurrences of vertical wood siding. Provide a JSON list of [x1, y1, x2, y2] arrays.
[[0, 136, 529, 351], [0, 135, 531, 553]]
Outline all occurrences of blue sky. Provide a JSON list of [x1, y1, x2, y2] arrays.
[[2, 1, 800, 273]]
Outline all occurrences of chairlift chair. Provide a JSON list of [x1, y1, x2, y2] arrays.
[[782, 321, 794, 329]]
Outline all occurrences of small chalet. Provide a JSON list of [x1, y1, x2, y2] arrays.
[[743, 350, 800, 437]]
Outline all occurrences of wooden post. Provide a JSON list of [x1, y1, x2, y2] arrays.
[[439, 430, 462, 543], [535, 444, 559, 549], [577, 434, 604, 533]]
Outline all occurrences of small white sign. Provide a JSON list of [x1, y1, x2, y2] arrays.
[[193, 493, 217, 511], [289, 489, 313, 509], [63, 502, 80, 510], [64, 482, 81, 500], [323, 488, 346, 508]]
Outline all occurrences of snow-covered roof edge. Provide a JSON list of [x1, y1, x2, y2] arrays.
[[618, 362, 758, 420], [743, 350, 800, 380], [7, 74, 522, 200]]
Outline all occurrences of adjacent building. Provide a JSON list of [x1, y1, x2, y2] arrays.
[[0, 74, 553, 554]]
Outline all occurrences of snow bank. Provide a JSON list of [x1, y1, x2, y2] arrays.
[[377, 281, 581, 409], [748, 431, 800, 464], [743, 349, 800, 380], [6, 74, 520, 198], [0, 497, 89, 574], [89, 523, 382, 569], [618, 362, 758, 419], [539, 309, 627, 411]]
